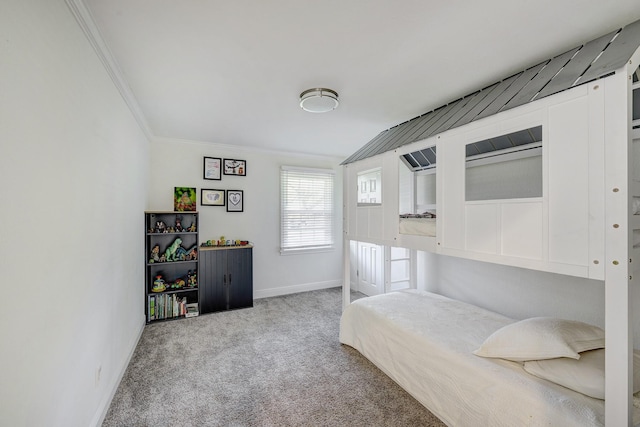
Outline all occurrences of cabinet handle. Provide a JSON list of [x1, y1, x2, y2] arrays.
[[229, 273, 232, 284]]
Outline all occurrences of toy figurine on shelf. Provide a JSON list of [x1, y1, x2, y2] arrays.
[[173, 244, 195, 261], [187, 270, 197, 287], [175, 217, 183, 232], [154, 220, 167, 233], [149, 244, 160, 263], [187, 222, 197, 233], [165, 237, 183, 262], [172, 278, 185, 289], [152, 275, 166, 293]]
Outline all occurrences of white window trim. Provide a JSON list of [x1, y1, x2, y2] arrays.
[[280, 165, 335, 255]]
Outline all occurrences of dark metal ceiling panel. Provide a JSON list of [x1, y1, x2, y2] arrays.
[[536, 31, 618, 99], [387, 116, 432, 151], [357, 107, 444, 161], [403, 153, 419, 168], [342, 19, 640, 165], [349, 131, 389, 163], [374, 120, 419, 155], [466, 125, 543, 158], [416, 98, 466, 140], [413, 150, 431, 166], [466, 144, 479, 157], [502, 47, 580, 111], [578, 19, 640, 84], [342, 130, 386, 164], [509, 129, 536, 146], [359, 115, 424, 160], [531, 125, 543, 141], [404, 104, 454, 144], [391, 113, 437, 149], [402, 146, 437, 171], [430, 90, 486, 136], [490, 135, 515, 150], [451, 79, 513, 129], [385, 115, 429, 150], [474, 62, 547, 121], [421, 147, 436, 164], [412, 100, 463, 141], [359, 124, 406, 159], [472, 139, 496, 154]]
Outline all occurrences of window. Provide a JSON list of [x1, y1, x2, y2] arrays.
[[281, 166, 335, 254], [357, 168, 382, 205], [399, 146, 436, 216], [465, 126, 543, 201]]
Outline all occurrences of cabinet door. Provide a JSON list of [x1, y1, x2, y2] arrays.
[[227, 248, 253, 309], [199, 249, 226, 314]]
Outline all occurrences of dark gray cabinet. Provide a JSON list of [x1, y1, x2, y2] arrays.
[[199, 246, 253, 314]]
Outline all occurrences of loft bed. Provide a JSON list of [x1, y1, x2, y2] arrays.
[[340, 19, 640, 427]]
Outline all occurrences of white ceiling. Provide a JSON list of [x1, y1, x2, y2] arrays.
[[83, 0, 640, 159]]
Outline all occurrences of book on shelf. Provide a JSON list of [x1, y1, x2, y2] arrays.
[[148, 294, 192, 321], [148, 297, 155, 321]]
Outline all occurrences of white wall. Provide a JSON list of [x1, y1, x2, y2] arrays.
[[0, 1, 148, 426], [149, 138, 344, 298]]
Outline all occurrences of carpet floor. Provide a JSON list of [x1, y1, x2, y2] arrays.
[[102, 287, 446, 427]]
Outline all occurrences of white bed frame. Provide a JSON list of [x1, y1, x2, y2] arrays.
[[342, 42, 640, 426]]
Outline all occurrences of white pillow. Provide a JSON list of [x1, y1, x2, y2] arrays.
[[473, 317, 604, 362], [523, 349, 640, 399]]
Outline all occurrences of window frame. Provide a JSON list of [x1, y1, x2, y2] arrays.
[[356, 167, 382, 206], [280, 165, 335, 255]]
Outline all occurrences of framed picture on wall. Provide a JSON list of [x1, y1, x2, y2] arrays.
[[174, 187, 197, 212], [203, 157, 222, 180], [226, 190, 243, 212], [223, 159, 246, 176], [201, 189, 225, 206]]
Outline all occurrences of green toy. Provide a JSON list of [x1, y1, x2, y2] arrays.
[[165, 237, 182, 262]]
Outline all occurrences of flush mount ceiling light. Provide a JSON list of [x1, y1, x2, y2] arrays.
[[299, 88, 339, 113]]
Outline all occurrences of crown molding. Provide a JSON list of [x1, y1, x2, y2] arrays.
[[65, 0, 153, 140], [152, 136, 345, 162]]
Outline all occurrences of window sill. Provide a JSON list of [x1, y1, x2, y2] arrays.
[[280, 246, 334, 256]]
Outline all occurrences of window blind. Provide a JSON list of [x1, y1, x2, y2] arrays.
[[281, 166, 335, 253]]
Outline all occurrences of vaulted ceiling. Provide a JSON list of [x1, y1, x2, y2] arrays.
[[82, 0, 640, 159]]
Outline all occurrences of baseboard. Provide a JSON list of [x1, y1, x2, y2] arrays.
[[90, 314, 145, 427], [254, 280, 341, 299]]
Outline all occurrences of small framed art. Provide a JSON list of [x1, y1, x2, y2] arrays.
[[174, 187, 197, 212], [226, 190, 244, 212], [201, 189, 225, 206], [203, 157, 222, 180], [223, 159, 246, 176]]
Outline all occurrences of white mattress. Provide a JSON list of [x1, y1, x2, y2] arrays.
[[339, 290, 640, 427], [399, 217, 436, 236]]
